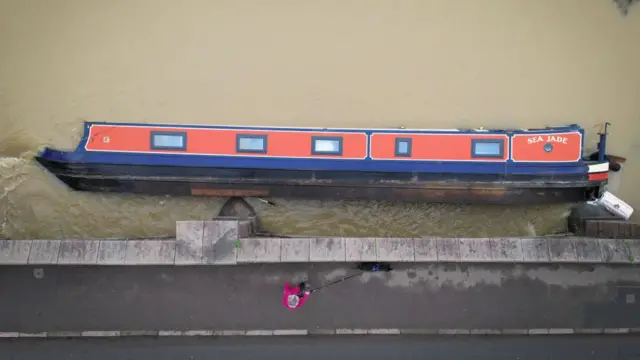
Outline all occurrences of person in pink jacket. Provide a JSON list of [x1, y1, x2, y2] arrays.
[[281, 263, 393, 310], [282, 282, 311, 310]]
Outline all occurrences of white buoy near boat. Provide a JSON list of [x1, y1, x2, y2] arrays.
[[596, 191, 634, 220]]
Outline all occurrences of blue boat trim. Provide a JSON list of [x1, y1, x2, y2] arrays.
[[80, 121, 582, 134], [35, 156, 598, 184], [39, 148, 590, 175]]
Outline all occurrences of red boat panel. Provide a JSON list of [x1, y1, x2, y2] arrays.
[[369, 133, 509, 161], [85, 125, 368, 159], [511, 132, 582, 162]]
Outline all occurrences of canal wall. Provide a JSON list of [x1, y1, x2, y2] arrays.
[[1, 218, 639, 266]]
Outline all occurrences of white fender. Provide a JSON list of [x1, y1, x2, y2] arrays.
[[596, 191, 634, 220]]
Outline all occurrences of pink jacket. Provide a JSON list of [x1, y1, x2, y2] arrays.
[[282, 282, 310, 309]]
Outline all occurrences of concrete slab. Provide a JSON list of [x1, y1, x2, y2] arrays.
[[490, 238, 523, 262], [202, 220, 238, 265], [548, 238, 578, 262], [344, 238, 376, 262], [599, 239, 633, 264], [125, 240, 176, 265], [27, 240, 61, 264], [436, 238, 460, 262], [0, 240, 31, 264], [175, 221, 204, 265], [310, 238, 346, 262], [574, 237, 602, 263], [521, 238, 550, 262], [280, 238, 311, 262], [57, 240, 99, 264], [626, 240, 640, 264], [459, 238, 492, 262], [414, 237, 438, 261], [237, 238, 281, 263], [376, 238, 415, 262], [96, 240, 127, 265], [237, 220, 255, 239]]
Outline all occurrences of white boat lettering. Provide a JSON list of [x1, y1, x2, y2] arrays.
[[526, 135, 569, 145]]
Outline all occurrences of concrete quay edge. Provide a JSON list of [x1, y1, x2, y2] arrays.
[[1, 328, 639, 339], [1, 219, 639, 266]]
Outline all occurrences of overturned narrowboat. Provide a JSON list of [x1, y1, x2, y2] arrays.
[[35, 121, 616, 204]]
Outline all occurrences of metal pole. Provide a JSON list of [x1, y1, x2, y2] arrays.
[[597, 122, 610, 163]]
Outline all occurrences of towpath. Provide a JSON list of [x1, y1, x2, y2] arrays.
[[1, 263, 639, 333]]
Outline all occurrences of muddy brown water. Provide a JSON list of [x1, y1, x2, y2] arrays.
[[1, 0, 639, 239]]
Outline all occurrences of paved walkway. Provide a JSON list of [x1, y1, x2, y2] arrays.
[[1, 264, 639, 333], [1, 219, 639, 265], [3, 336, 640, 360]]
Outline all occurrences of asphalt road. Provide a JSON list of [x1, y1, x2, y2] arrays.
[[1, 263, 640, 332], [2, 335, 640, 360]]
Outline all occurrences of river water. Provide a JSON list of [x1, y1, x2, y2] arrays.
[[1, 0, 639, 239]]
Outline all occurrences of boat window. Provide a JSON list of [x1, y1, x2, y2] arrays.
[[311, 136, 343, 155], [395, 138, 412, 157], [150, 131, 187, 150], [471, 139, 504, 158], [237, 134, 268, 153]]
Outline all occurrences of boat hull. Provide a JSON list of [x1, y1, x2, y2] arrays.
[[36, 157, 603, 204], [33, 121, 613, 205]]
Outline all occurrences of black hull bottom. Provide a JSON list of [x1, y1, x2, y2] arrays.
[[35, 157, 604, 205], [53, 174, 598, 205]]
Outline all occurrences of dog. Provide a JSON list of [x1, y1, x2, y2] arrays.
[[356, 262, 393, 272]]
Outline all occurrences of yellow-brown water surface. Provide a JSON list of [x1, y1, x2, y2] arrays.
[[1, 0, 639, 239]]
